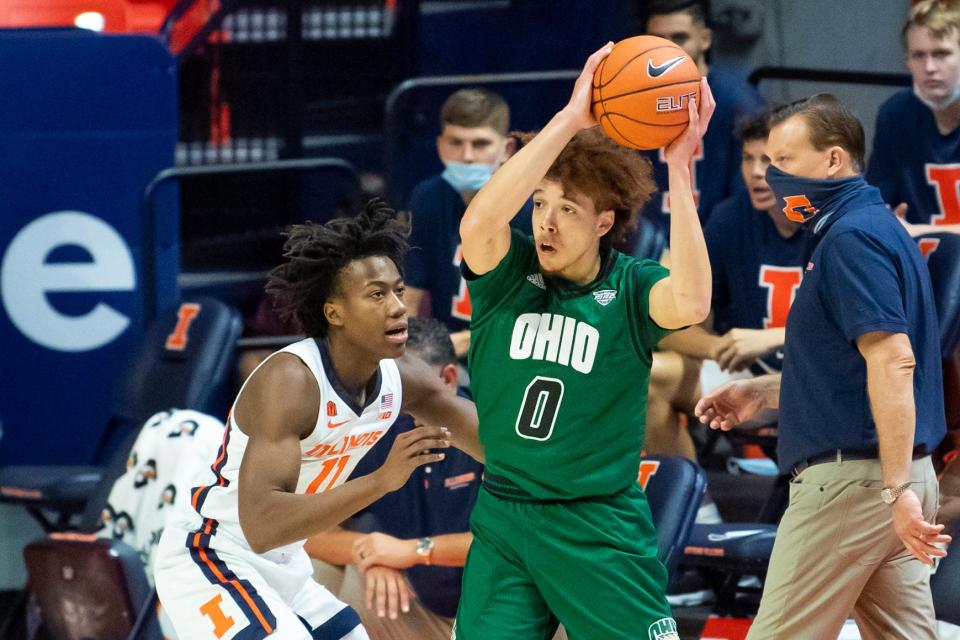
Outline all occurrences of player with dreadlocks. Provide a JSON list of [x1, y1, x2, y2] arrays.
[[156, 199, 481, 640]]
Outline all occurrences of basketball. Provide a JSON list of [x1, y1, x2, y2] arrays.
[[591, 35, 701, 150]]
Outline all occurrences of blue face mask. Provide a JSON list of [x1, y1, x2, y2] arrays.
[[765, 164, 866, 231], [442, 161, 493, 193], [913, 82, 960, 112]]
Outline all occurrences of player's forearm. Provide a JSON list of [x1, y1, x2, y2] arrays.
[[908, 223, 960, 237], [659, 324, 720, 360], [420, 533, 473, 567], [765, 327, 786, 351], [240, 474, 388, 554], [662, 163, 711, 325], [865, 345, 917, 487], [304, 526, 364, 565], [461, 110, 579, 239]]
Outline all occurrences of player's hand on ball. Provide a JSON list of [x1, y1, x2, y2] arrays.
[[663, 77, 715, 166], [563, 41, 614, 130], [374, 425, 450, 492], [695, 378, 764, 430], [364, 565, 412, 619], [352, 531, 417, 572], [890, 489, 952, 566]]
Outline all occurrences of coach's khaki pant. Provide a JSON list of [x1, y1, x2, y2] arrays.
[[747, 455, 940, 640]]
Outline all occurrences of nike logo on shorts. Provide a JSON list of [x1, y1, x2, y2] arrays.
[[647, 56, 685, 78]]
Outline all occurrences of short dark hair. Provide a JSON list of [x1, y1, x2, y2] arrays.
[[440, 88, 510, 136], [266, 198, 409, 337], [768, 94, 865, 172], [405, 317, 456, 367], [737, 112, 770, 143], [646, 0, 708, 26]]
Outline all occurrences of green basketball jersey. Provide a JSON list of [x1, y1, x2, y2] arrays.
[[466, 229, 672, 500]]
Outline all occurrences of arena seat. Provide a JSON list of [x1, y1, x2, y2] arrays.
[[23, 535, 162, 640], [0, 296, 242, 532], [641, 455, 707, 574]]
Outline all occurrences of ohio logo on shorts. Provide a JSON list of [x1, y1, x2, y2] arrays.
[[648, 617, 679, 640]]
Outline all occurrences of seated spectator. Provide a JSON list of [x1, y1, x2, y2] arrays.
[[646, 113, 809, 458], [867, 0, 960, 236], [304, 317, 480, 640], [404, 88, 532, 358], [635, 0, 764, 243]]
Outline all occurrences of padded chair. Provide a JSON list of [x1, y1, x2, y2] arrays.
[[24, 535, 161, 640], [0, 295, 242, 532], [641, 455, 708, 574], [1, 297, 241, 640]]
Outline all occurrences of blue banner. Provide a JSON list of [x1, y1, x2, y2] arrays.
[[0, 29, 179, 465]]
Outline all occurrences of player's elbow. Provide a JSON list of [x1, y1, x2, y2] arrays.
[[459, 211, 484, 243], [673, 299, 710, 327], [685, 301, 711, 326], [239, 504, 274, 554]]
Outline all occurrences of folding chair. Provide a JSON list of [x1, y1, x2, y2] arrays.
[[1, 297, 241, 639], [0, 295, 241, 533], [641, 455, 708, 574]]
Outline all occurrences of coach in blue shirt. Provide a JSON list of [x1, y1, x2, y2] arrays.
[[695, 94, 949, 639]]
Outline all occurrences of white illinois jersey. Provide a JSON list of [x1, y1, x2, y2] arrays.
[[189, 337, 402, 557]]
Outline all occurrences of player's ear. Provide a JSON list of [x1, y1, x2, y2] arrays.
[[596, 209, 615, 237], [440, 363, 459, 391], [324, 300, 345, 328]]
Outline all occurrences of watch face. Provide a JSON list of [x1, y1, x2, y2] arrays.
[[881, 488, 894, 504]]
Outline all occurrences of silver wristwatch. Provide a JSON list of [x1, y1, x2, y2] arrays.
[[880, 482, 911, 505], [415, 537, 434, 564]]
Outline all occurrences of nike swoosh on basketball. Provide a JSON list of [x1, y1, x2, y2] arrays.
[[327, 419, 349, 429], [647, 56, 685, 78]]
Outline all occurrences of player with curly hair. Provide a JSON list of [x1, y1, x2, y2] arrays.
[[155, 199, 481, 640], [452, 45, 714, 640]]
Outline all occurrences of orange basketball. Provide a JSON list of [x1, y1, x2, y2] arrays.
[[591, 35, 701, 150]]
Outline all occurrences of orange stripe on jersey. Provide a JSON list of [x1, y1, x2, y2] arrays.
[[192, 535, 275, 634]]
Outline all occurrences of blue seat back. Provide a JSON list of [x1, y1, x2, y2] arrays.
[[81, 296, 241, 529], [641, 455, 707, 573]]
